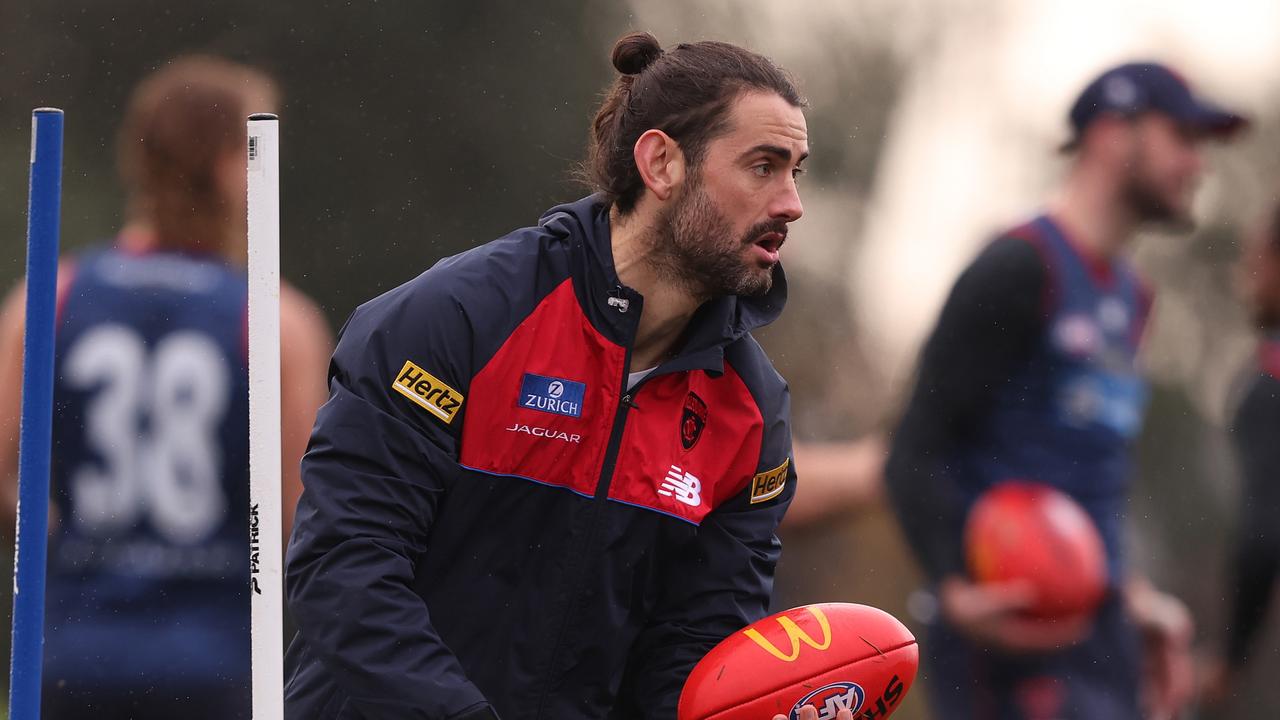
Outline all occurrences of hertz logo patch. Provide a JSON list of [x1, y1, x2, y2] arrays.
[[392, 360, 464, 424], [749, 458, 789, 504]]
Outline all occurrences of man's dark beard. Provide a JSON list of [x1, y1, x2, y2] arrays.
[[1122, 147, 1195, 231], [649, 178, 784, 299]]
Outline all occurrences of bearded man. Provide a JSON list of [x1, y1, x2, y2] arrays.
[[886, 62, 1246, 720], [284, 31, 809, 720]]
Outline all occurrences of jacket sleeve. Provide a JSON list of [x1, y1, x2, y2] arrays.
[[612, 378, 797, 720], [285, 279, 496, 720], [883, 236, 1047, 582]]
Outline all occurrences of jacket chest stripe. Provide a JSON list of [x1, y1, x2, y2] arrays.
[[457, 463, 596, 501], [605, 496, 699, 525]]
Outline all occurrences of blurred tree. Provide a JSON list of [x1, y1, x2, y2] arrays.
[[1, 0, 627, 322]]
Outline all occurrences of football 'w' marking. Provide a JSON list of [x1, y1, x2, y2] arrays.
[[743, 605, 832, 662]]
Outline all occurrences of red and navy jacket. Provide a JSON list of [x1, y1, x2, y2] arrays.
[[284, 195, 797, 720]]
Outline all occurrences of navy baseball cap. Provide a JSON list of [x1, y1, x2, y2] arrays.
[[1062, 62, 1246, 151]]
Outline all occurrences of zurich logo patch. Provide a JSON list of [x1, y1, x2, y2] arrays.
[[519, 373, 586, 418]]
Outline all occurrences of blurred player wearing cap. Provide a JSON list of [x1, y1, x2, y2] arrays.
[[885, 62, 1245, 719], [1201, 201, 1280, 706], [0, 56, 332, 718]]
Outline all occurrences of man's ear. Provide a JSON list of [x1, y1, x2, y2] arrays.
[[633, 129, 686, 203], [1083, 115, 1135, 166]]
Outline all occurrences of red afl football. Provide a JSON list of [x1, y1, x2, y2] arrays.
[[677, 603, 918, 720], [965, 481, 1107, 619]]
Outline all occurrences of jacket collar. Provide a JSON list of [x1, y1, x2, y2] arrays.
[[539, 195, 787, 375]]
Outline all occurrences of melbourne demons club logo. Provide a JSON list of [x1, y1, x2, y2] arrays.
[[680, 391, 707, 450]]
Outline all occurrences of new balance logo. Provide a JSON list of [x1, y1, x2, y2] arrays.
[[658, 465, 702, 507]]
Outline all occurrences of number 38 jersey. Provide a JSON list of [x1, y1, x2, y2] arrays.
[[46, 245, 250, 687]]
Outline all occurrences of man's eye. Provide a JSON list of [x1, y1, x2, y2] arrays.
[[751, 164, 772, 177], [792, 166, 806, 180]]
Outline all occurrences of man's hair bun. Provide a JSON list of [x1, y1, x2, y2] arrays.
[[612, 32, 664, 75]]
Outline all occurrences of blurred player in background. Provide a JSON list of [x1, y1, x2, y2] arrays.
[[885, 62, 1245, 719], [1201, 200, 1280, 705], [0, 55, 332, 718]]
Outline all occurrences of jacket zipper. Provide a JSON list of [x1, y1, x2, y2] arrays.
[[533, 308, 636, 719]]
